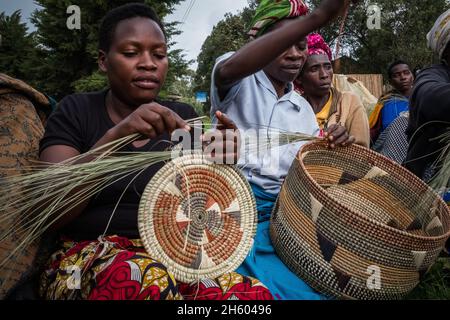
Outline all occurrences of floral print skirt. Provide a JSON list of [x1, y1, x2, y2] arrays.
[[39, 235, 273, 300]]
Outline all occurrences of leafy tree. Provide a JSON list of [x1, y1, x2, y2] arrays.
[[305, 0, 450, 78], [160, 47, 194, 98], [163, 68, 206, 115], [0, 10, 36, 82]]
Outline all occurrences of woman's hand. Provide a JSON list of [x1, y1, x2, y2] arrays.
[[313, 0, 359, 24], [202, 111, 240, 164], [108, 102, 190, 140], [325, 124, 355, 149]]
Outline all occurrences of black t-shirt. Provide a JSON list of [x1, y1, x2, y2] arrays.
[[39, 90, 198, 240]]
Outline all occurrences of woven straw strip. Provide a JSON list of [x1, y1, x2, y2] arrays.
[[304, 165, 344, 187], [292, 156, 449, 251], [331, 245, 420, 285], [326, 181, 414, 229], [271, 213, 417, 300]]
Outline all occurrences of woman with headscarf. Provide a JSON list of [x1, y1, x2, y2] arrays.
[[296, 33, 369, 147], [211, 0, 359, 300]]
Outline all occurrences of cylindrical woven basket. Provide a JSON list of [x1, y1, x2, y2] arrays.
[[270, 141, 450, 300], [138, 153, 257, 283]]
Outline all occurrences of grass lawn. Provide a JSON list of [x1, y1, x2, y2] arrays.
[[407, 255, 450, 300]]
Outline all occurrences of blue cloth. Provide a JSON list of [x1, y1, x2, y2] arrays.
[[236, 183, 325, 300], [251, 181, 278, 223], [381, 98, 409, 131], [443, 191, 450, 203]]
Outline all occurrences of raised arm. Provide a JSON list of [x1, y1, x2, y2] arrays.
[[214, 0, 356, 96]]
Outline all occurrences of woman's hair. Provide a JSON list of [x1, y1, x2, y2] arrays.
[[98, 2, 165, 52]]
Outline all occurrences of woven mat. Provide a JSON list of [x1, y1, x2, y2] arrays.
[[138, 153, 257, 283]]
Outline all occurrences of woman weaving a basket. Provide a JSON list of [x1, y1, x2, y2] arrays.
[[211, 0, 358, 299], [35, 3, 273, 300]]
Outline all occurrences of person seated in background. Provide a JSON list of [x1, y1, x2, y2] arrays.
[[36, 3, 271, 300], [369, 60, 414, 144], [211, 0, 357, 300], [295, 33, 369, 148]]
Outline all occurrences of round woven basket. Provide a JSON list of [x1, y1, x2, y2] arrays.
[[270, 141, 450, 300], [138, 153, 257, 283]]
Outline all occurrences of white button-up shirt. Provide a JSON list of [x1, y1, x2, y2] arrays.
[[210, 52, 319, 196]]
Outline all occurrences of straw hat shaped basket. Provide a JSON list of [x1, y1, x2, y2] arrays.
[[138, 153, 257, 283], [270, 141, 450, 300]]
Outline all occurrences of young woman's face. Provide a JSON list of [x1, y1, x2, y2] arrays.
[[297, 54, 333, 98], [99, 17, 168, 107]]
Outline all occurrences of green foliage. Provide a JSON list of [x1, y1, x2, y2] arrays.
[[407, 256, 450, 300], [0, 11, 36, 81], [306, 0, 450, 79], [164, 47, 194, 94], [160, 68, 206, 116], [72, 70, 108, 93], [9, 0, 187, 99]]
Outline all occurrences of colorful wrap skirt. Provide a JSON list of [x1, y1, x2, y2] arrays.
[[39, 235, 273, 300]]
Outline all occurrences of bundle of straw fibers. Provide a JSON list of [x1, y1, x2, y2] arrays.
[[0, 133, 174, 298], [270, 141, 450, 300]]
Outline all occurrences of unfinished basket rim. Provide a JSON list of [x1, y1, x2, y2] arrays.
[[138, 153, 257, 283], [297, 141, 450, 242]]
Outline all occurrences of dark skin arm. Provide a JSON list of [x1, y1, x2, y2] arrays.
[[202, 111, 240, 164], [215, 0, 357, 99], [40, 102, 189, 232]]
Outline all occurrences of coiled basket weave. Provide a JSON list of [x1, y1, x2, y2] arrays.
[[270, 141, 450, 300], [138, 153, 257, 283]]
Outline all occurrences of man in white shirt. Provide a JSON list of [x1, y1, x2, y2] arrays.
[[209, 0, 358, 300]]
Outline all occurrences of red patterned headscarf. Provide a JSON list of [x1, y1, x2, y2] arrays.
[[307, 33, 333, 61]]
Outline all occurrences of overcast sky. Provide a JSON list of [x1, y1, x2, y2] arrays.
[[0, 0, 249, 70], [166, 0, 249, 68]]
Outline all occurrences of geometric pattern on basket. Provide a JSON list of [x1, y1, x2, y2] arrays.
[[138, 153, 257, 283], [271, 141, 450, 299], [317, 231, 337, 262]]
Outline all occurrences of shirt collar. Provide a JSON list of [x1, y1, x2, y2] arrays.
[[255, 70, 302, 111]]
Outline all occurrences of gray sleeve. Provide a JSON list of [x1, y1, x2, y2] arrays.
[[210, 52, 243, 119]]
